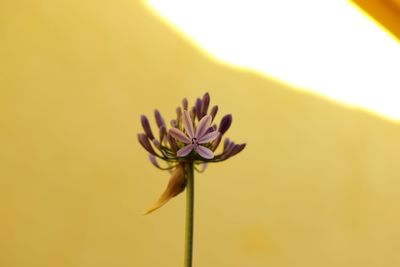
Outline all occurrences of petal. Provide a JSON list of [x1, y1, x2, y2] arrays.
[[169, 128, 191, 144], [182, 110, 195, 138], [177, 144, 194, 157], [195, 145, 214, 159], [195, 115, 212, 139], [198, 131, 220, 144]]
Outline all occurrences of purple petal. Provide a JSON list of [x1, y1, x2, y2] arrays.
[[182, 110, 194, 138], [198, 131, 219, 144], [195, 115, 212, 139], [177, 144, 194, 157], [169, 128, 191, 144], [195, 145, 214, 159]]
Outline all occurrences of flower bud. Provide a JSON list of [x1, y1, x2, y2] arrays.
[[210, 105, 218, 121], [154, 109, 166, 128], [228, 143, 246, 157], [190, 107, 196, 121], [218, 114, 232, 135], [152, 139, 162, 151], [159, 125, 167, 143], [201, 92, 210, 117], [148, 154, 160, 168], [141, 115, 154, 140], [167, 134, 178, 153], [138, 133, 156, 155], [195, 98, 202, 119]]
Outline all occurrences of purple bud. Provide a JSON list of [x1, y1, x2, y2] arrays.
[[138, 133, 156, 155], [182, 98, 188, 110], [219, 114, 232, 135], [149, 154, 160, 168], [154, 109, 165, 128], [201, 92, 210, 117], [210, 105, 218, 121], [195, 98, 202, 119], [141, 115, 154, 140], [159, 125, 167, 143], [190, 107, 196, 121], [229, 143, 246, 157], [167, 134, 177, 153], [223, 138, 235, 153], [222, 141, 236, 159], [152, 139, 162, 151]]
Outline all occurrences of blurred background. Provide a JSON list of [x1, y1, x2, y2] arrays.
[[1, 0, 400, 266]]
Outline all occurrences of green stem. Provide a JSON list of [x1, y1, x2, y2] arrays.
[[184, 163, 194, 267]]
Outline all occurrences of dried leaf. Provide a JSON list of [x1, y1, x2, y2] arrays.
[[144, 164, 186, 214]]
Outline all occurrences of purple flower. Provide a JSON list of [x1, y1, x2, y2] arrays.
[[138, 92, 246, 214], [169, 110, 219, 159]]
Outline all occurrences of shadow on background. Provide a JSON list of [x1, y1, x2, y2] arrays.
[[1, 0, 400, 266]]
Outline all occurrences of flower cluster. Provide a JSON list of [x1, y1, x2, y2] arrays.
[[138, 93, 245, 213]]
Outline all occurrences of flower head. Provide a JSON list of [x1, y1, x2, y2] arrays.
[[138, 93, 246, 213], [169, 111, 219, 159]]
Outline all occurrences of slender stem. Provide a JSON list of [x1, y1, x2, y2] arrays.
[[184, 163, 194, 267]]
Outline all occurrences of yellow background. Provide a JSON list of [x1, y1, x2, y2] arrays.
[[1, 0, 400, 266]]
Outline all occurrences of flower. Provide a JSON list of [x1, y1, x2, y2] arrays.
[[169, 111, 219, 159], [138, 92, 246, 213]]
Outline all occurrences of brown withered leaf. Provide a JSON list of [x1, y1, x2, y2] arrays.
[[144, 164, 186, 214]]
